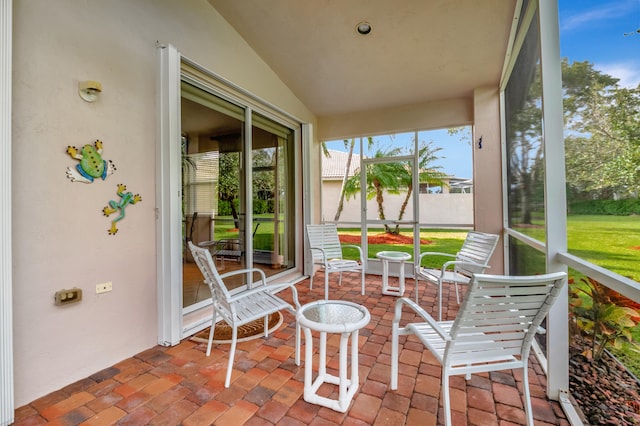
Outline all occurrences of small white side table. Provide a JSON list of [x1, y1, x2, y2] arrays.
[[296, 300, 371, 413], [376, 251, 412, 296]]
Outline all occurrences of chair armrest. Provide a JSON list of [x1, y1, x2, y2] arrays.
[[393, 297, 451, 341], [417, 251, 456, 263], [227, 281, 301, 310], [308, 246, 328, 264], [266, 281, 301, 309], [342, 244, 364, 262], [220, 267, 267, 290], [440, 260, 490, 275], [199, 238, 239, 251], [197, 239, 219, 248], [416, 252, 456, 273]]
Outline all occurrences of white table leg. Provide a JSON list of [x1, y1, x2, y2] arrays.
[[338, 331, 349, 409], [319, 331, 327, 376], [350, 329, 359, 389], [303, 326, 313, 402], [381, 259, 389, 293]]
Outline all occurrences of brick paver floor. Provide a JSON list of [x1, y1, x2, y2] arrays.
[[13, 272, 569, 425]]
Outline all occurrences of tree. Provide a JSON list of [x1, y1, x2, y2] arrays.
[[218, 151, 240, 227], [252, 148, 275, 206], [334, 139, 355, 221], [343, 145, 405, 233], [562, 59, 640, 200], [341, 138, 446, 235], [392, 140, 446, 234], [505, 63, 544, 225]]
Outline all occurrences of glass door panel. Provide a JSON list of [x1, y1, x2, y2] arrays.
[[180, 84, 297, 307], [251, 112, 295, 277], [181, 83, 246, 307]]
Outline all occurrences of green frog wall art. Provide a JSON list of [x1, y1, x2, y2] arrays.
[[66, 139, 116, 183]]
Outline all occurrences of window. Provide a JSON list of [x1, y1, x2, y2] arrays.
[[505, 10, 546, 246]]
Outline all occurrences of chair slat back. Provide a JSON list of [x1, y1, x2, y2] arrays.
[[454, 231, 499, 276], [306, 224, 344, 262], [446, 272, 566, 364], [188, 242, 233, 315]]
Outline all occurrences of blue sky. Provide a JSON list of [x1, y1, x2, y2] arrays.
[[326, 2, 640, 179], [324, 128, 473, 179], [559, 0, 640, 88]]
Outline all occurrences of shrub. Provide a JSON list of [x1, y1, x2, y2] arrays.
[[569, 199, 640, 215], [570, 277, 640, 361]]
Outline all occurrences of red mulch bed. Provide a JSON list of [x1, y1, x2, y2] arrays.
[[339, 233, 432, 245]]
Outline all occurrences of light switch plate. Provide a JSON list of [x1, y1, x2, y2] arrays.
[[96, 282, 112, 294]]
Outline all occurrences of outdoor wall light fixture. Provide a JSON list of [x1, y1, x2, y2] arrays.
[[356, 21, 372, 35], [78, 80, 102, 102]]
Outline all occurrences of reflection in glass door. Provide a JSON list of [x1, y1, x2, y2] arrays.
[[181, 82, 245, 307], [180, 82, 297, 309], [251, 112, 295, 277]]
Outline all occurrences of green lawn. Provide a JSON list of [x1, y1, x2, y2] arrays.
[[337, 227, 468, 267], [212, 214, 640, 281], [512, 214, 640, 282]]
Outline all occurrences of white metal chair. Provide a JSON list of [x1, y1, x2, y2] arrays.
[[391, 272, 567, 426], [415, 231, 499, 320], [306, 224, 365, 299], [188, 241, 300, 387]]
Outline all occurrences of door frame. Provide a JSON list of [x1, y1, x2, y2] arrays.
[[156, 44, 308, 345], [1, 0, 13, 423]]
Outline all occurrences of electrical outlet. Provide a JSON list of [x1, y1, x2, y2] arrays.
[[96, 282, 112, 294]]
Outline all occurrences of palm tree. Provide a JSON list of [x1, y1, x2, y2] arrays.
[[334, 139, 355, 221], [341, 138, 447, 234], [343, 145, 406, 233], [392, 140, 446, 234]]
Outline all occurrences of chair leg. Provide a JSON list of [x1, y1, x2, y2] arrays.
[[206, 318, 216, 356], [324, 270, 329, 300], [438, 279, 444, 321], [391, 322, 399, 390], [454, 282, 461, 304], [225, 325, 238, 388], [361, 267, 365, 295], [442, 370, 451, 426], [309, 269, 314, 290], [263, 314, 269, 337], [522, 366, 534, 426], [295, 322, 301, 366]]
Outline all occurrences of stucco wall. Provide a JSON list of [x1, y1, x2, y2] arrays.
[[322, 181, 473, 226], [473, 86, 504, 272], [11, 0, 314, 406]]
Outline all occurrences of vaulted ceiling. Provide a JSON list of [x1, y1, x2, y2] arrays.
[[208, 1, 517, 118]]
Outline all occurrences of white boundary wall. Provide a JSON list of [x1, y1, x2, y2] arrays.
[[322, 181, 473, 226]]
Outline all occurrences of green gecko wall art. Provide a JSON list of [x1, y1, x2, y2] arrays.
[[103, 184, 142, 235]]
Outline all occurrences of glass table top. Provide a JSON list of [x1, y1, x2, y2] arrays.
[[301, 301, 366, 325], [376, 251, 412, 260]]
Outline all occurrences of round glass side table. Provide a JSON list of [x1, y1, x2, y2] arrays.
[[376, 251, 412, 296], [296, 300, 371, 413]]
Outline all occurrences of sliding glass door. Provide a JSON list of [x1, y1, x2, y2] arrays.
[[251, 112, 295, 274], [157, 45, 302, 343], [180, 82, 296, 310]]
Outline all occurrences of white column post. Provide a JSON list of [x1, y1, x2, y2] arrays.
[[156, 43, 183, 346], [539, 0, 569, 400], [0, 0, 14, 424]]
